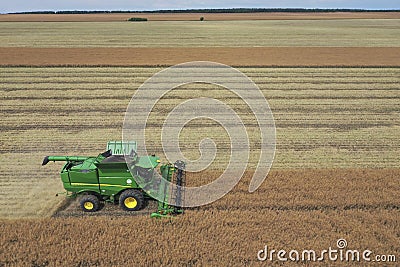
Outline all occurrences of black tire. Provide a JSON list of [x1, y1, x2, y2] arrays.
[[79, 194, 100, 212], [119, 189, 144, 211]]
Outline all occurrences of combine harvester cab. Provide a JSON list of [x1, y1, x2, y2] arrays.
[[42, 141, 185, 217]]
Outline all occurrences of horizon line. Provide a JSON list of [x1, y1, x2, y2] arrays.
[[5, 7, 400, 15]]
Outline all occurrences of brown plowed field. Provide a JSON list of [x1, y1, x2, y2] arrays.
[[0, 12, 399, 22], [1, 47, 400, 66]]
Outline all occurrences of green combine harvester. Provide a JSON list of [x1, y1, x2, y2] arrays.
[[42, 141, 185, 218]]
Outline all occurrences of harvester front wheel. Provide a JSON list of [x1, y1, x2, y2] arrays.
[[119, 189, 144, 211], [79, 195, 100, 212]]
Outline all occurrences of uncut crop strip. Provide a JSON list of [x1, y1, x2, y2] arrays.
[[1, 206, 400, 266]]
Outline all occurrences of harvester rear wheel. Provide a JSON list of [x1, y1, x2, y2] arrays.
[[79, 194, 100, 212], [119, 189, 144, 211]]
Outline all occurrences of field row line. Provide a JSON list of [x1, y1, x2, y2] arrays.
[[1, 124, 398, 132], [3, 95, 400, 100], [2, 83, 399, 90], [2, 107, 399, 113], [2, 74, 400, 79], [2, 79, 399, 84], [1, 67, 399, 74]]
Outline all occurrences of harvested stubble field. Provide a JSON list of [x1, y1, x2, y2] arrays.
[[1, 19, 399, 67], [0, 20, 399, 48], [0, 14, 399, 266], [1, 67, 399, 174]]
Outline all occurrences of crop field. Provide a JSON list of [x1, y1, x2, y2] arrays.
[[1, 66, 399, 212], [1, 19, 399, 67], [1, 170, 400, 266], [0, 13, 399, 266], [1, 12, 399, 22], [0, 20, 399, 47], [1, 170, 399, 266], [2, 47, 400, 66]]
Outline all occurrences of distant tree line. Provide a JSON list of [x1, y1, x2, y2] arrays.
[[9, 8, 400, 14]]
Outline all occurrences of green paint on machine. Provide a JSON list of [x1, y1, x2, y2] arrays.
[[42, 141, 185, 217]]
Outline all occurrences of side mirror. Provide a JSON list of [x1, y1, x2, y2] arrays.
[[100, 149, 112, 158]]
